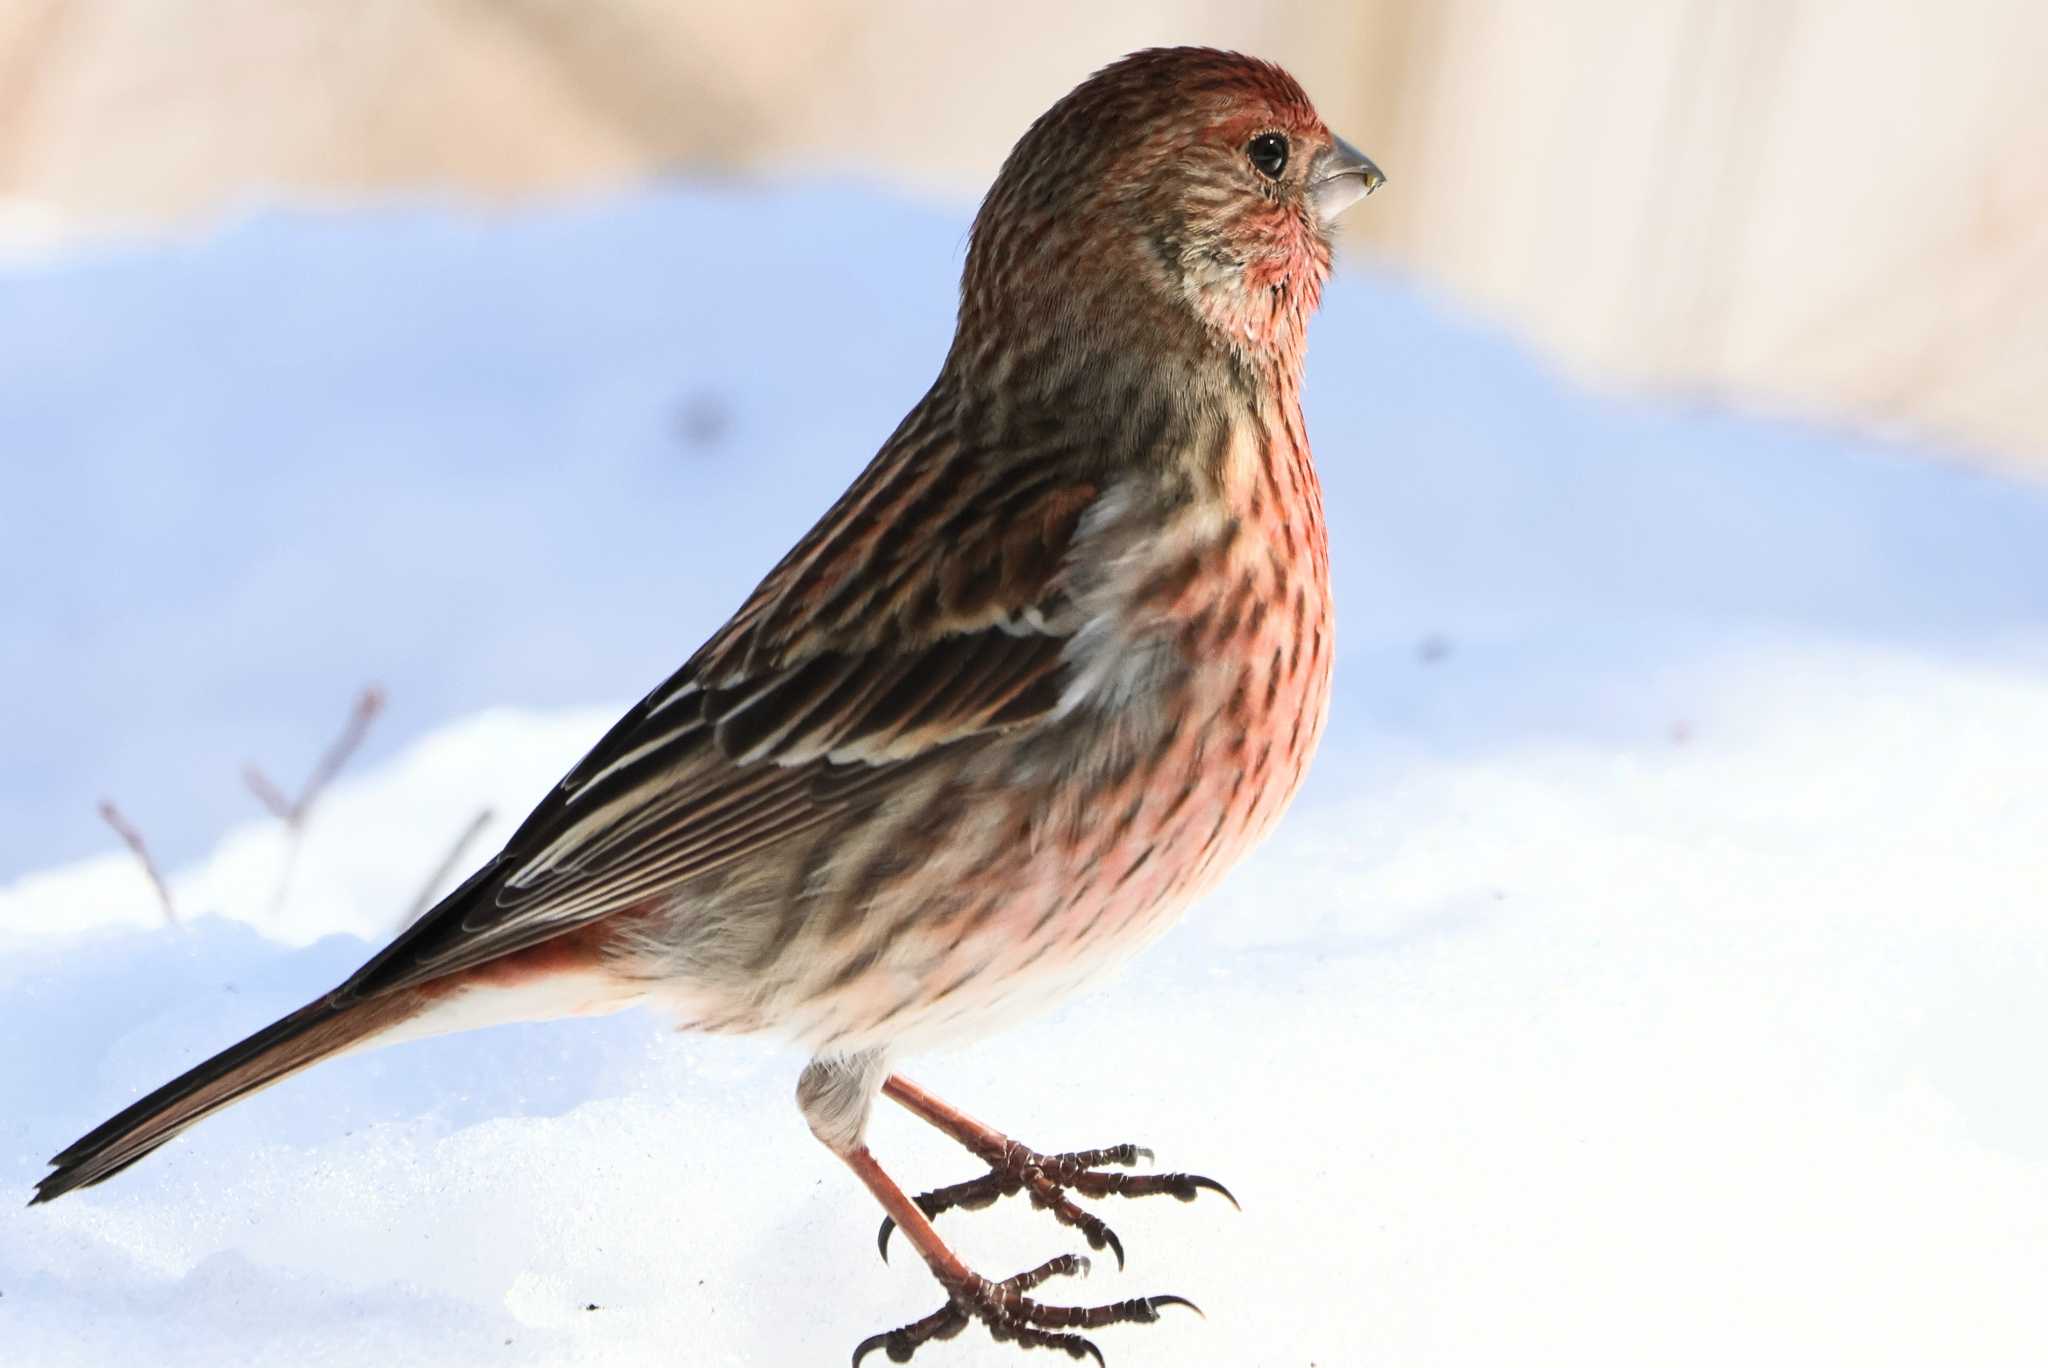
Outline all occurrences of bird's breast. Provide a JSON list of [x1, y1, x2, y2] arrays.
[[839, 418, 1333, 1050], [1074, 411, 1335, 892], [686, 415, 1335, 1057]]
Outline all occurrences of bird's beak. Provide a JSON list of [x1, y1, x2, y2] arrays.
[[1310, 135, 1386, 226]]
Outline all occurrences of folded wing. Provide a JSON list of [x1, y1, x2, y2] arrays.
[[338, 424, 1101, 1001]]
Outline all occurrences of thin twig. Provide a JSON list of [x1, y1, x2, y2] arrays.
[[241, 764, 294, 822], [292, 685, 385, 826], [246, 685, 387, 829], [246, 684, 388, 918], [403, 807, 495, 929], [96, 799, 179, 926]]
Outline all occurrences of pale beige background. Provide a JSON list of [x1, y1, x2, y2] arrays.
[[4, 0, 2044, 474]]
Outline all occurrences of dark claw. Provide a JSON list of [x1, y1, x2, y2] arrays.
[[851, 1304, 967, 1367], [852, 1260, 1189, 1365], [849, 1329, 903, 1367], [1185, 1174, 1239, 1211], [1061, 1334, 1106, 1367], [1101, 1226, 1125, 1272]]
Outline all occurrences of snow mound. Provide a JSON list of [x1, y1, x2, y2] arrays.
[[4, 183, 2046, 1366]]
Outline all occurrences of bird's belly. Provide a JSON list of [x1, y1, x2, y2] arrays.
[[779, 601, 1332, 1056], [636, 478, 1336, 1058]]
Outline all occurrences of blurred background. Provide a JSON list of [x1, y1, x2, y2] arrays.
[[3, 0, 2045, 471]]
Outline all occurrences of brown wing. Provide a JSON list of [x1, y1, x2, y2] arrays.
[[336, 411, 1099, 1002]]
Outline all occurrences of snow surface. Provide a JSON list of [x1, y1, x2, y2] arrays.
[[4, 183, 2047, 1366]]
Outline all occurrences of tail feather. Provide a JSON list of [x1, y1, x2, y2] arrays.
[[32, 990, 424, 1205]]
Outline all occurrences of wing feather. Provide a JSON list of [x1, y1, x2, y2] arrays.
[[334, 435, 1101, 1002]]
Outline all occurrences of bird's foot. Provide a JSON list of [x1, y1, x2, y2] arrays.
[[851, 1253, 1199, 1366], [876, 1138, 1235, 1268]]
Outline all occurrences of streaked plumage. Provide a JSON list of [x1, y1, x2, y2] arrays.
[[36, 46, 1381, 1364]]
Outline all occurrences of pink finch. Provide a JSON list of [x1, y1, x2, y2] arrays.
[[37, 46, 1381, 1364]]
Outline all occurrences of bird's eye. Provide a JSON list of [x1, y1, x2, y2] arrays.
[[1247, 132, 1289, 179]]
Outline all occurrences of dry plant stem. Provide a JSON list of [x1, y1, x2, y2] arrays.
[[245, 684, 387, 830], [245, 684, 386, 917], [240, 765, 293, 822], [292, 685, 385, 826], [96, 800, 178, 926]]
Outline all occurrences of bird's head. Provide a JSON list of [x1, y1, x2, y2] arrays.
[[960, 47, 1383, 383]]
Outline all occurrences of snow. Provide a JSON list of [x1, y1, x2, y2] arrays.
[[4, 182, 2047, 1366]]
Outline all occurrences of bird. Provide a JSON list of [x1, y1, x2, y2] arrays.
[[34, 46, 1382, 1365]]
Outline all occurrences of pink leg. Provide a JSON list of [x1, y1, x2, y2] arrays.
[[835, 1141, 1198, 1365], [875, 1074, 1237, 1269]]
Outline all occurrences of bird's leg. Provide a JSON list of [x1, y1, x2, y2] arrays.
[[801, 1056, 1198, 1365], [840, 1145, 1197, 1366], [875, 1075, 1237, 1269]]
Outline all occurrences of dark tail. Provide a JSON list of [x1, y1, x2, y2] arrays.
[[31, 989, 423, 1205]]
